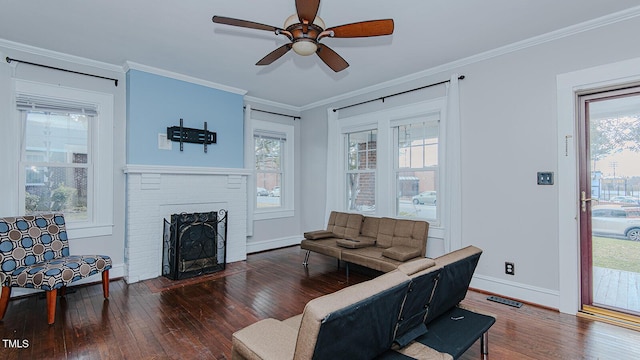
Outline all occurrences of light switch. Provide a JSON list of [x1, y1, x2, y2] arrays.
[[537, 172, 554, 185], [158, 133, 172, 150]]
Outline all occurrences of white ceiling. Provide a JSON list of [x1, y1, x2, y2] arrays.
[[1, 0, 639, 108]]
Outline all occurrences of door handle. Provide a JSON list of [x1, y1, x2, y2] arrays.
[[581, 191, 592, 213]]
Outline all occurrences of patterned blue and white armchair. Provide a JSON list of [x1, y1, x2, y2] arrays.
[[0, 213, 112, 324]]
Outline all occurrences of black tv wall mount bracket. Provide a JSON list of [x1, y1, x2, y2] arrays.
[[167, 118, 217, 153]]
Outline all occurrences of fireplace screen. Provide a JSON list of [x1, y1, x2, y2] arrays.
[[162, 210, 227, 280]]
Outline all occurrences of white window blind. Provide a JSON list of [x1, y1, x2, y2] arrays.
[[16, 94, 98, 116], [254, 130, 286, 141]]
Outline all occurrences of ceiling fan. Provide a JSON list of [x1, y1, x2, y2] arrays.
[[212, 0, 394, 72]]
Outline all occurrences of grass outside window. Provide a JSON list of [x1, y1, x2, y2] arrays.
[[593, 236, 640, 273]]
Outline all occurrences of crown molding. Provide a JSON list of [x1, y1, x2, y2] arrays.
[[124, 61, 248, 95], [300, 5, 640, 111], [244, 95, 301, 113], [0, 38, 123, 74]]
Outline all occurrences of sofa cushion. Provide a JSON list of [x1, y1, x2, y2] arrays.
[[303, 230, 334, 240], [232, 318, 298, 360], [361, 216, 380, 238], [390, 220, 429, 257], [382, 246, 423, 262], [336, 237, 375, 249], [300, 238, 343, 259], [342, 247, 402, 273], [376, 218, 397, 248], [329, 212, 363, 239], [397, 258, 437, 276]]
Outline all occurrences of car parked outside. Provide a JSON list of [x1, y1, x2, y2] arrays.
[[257, 187, 269, 196], [591, 205, 640, 241], [609, 196, 640, 205], [269, 186, 281, 197], [412, 191, 436, 205]]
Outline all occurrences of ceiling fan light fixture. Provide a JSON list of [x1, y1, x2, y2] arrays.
[[292, 40, 318, 56], [284, 14, 325, 55]]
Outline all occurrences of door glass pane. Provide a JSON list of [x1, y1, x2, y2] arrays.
[[588, 92, 640, 315]]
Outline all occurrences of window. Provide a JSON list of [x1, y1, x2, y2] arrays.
[[255, 131, 284, 208], [394, 117, 440, 222], [21, 109, 91, 221], [332, 98, 446, 233], [15, 80, 114, 237], [346, 129, 377, 213], [252, 120, 294, 219]]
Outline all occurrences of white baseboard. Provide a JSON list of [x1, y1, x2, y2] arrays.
[[246, 235, 301, 254], [470, 274, 560, 310]]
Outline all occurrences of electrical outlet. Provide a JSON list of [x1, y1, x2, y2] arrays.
[[505, 262, 515, 275]]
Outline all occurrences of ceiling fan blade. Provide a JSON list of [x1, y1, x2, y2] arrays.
[[212, 16, 282, 32], [316, 44, 349, 72], [256, 44, 293, 65], [296, 0, 320, 23], [326, 19, 394, 38]]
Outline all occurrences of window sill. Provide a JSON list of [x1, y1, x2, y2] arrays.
[[254, 209, 295, 221], [66, 223, 114, 239]]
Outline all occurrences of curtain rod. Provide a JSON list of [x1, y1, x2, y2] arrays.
[[244, 106, 300, 120], [6, 56, 119, 86], [333, 75, 465, 112]]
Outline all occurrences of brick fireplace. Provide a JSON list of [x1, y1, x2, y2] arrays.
[[123, 165, 251, 283]]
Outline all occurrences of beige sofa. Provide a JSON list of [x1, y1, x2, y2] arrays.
[[301, 211, 429, 272], [231, 246, 495, 360]]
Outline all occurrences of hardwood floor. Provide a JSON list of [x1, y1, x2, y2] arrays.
[[1, 246, 640, 359]]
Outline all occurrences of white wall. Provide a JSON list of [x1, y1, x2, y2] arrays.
[[299, 15, 640, 309], [243, 100, 304, 253]]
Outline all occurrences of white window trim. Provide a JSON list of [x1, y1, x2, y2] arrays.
[[331, 98, 446, 239], [14, 79, 114, 238], [251, 119, 295, 220]]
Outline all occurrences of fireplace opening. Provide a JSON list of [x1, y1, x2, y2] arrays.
[[162, 210, 227, 280]]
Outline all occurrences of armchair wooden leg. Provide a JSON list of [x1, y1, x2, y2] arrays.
[[46, 289, 57, 325], [102, 270, 110, 299], [0, 286, 12, 320]]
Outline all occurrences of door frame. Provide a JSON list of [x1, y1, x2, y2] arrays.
[[557, 57, 640, 314]]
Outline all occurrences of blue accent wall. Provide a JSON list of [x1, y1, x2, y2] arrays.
[[126, 70, 244, 167]]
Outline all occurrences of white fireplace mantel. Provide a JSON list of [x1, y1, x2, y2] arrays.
[[123, 164, 251, 283], [124, 164, 253, 176]]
